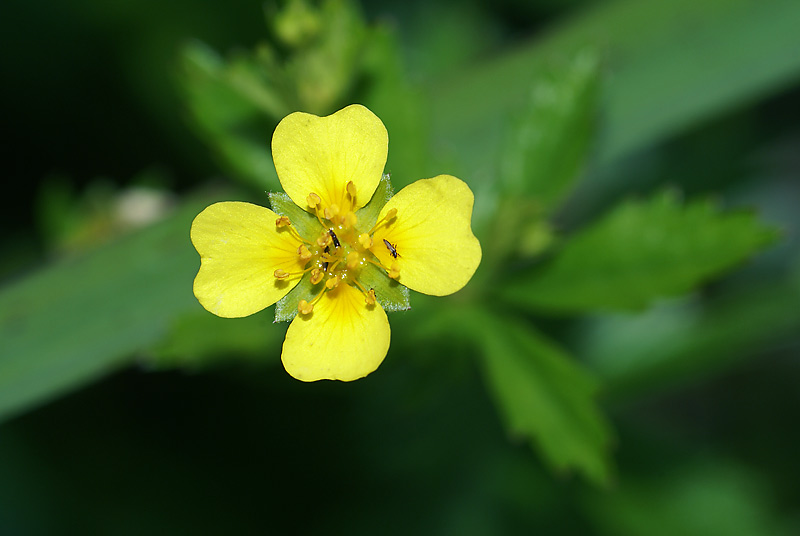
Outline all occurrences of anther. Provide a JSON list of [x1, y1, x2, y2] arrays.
[[324, 204, 340, 221], [274, 269, 290, 279], [358, 233, 373, 249], [298, 299, 314, 315], [346, 181, 357, 198], [297, 244, 312, 262], [385, 208, 397, 220], [343, 211, 357, 229], [307, 192, 321, 208], [275, 216, 291, 227], [346, 251, 360, 269], [388, 261, 400, 279], [325, 276, 340, 290], [310, 268, 324, 285], [316, 233, 332, 248]]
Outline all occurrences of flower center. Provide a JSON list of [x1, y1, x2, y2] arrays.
[[273, 181, 400, 315]]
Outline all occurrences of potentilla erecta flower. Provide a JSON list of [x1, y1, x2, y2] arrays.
[[191, 104, 481, 381]]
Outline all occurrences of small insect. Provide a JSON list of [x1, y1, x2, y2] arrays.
[[383, 239, 399, 258], [328, 229, 341, 248], [322, 245, 330, 271]]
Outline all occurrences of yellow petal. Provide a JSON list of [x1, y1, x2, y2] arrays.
[[371, 175, 482, 296], [281, 283, 390, 381], [191, 202, 306, 318], [272, 104, 388, 212]]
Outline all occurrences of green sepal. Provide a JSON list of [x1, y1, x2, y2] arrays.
[[355, 173, 393, 233], [358, 259, 410, 313], [268, 192, 322, 242], [274, 273, 322, 323]]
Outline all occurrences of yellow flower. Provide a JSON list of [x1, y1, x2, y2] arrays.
[[191, 104, 481, 381]]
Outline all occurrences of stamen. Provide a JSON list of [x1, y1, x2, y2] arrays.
[[324, 204, 340, 221], [310, 268, 324, 285], [358, 233, 373, 249], [297, 244, 312, 262], [368, 208, 398, 234], [346, 181, 357, 198], [298, 299, 314, 315], [346, 251, 360, 269], [388, 261, 400, 280], [316, 232, 332, 248], [274, 269, 290, 279], [343, 211, 357, 229], [325, 276, 340, 290], [307, 192, 321, 208], [275, 216, 291, 227], [365, 289, 376, 305]]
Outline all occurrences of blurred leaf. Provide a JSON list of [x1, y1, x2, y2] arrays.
[[586, 461, 792, 536], [580, 273, 800, 400], [503, 191, 778, 313], [431, 0, 800, 178], [499, 49, 600, 212], [463, 309, 613, 485], [148, 310, 281, 370], [180, 41, 287, 190], [0, 197, 212, 422]]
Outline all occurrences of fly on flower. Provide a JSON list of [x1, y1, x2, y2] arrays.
[[190, 105, 481, 381]]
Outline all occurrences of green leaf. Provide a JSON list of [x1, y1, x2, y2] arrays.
[[0, 197, 212, 422], [503, 191, 779, 313], [463, 309, 613, 485], [499, 49, 600, 212]]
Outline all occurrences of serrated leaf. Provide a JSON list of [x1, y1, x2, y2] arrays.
[[465, 309, 613, 485], [499, 49, 600, 213], [503, 191, 779, 313]]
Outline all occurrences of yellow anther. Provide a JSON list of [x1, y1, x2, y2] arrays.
[[343, 211, 357, 229], [388, 261, 400, 280], [274, 269, 290, 279], [358, 233, 373, 249], [310, 268, 324, 285], [298, 299, 314, 315], [297, 244, 312, 262], [346, 251, 360, 269], [324, 204, 340, 221], [346, 181, 357, 198], [325, 276, 340, 290], [307, 192, 321, 208], [316, 233, 332, 248], [365, 289, 376, 306], [275, 216, 291, 227], [385, 208, 397, 220]]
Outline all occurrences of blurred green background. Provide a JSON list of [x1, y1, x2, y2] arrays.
[[2, 0, 800, 533]]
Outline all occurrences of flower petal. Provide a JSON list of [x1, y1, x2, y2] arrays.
[[281, 283, 390, 381], [272, 104, 388, 212], [191, 202, 306, 318], [371, 175, 482, 296]]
